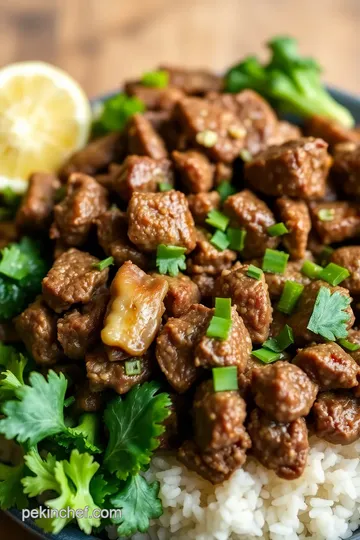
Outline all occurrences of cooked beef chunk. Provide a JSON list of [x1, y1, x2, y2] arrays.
[[127, 114, 167, 159], [156, 304, 212, 393], [237, 356, 265, 400], [223, 190, 279, 259], [57, 288, 109, 360], [152, 272, 200, 318], [96, 208, 147, 268], [206, 89, 279, 155], [245, 138, 331, 199], [172, 150, 214, 193], [191, 274, 216, 301], [75, 382, 104, 412], [269, 121, 302, 146], [0, 221, 17, 249], [248, 257, 310, 299], [214, 162, 233, 184], [187, 191, 221, 224], [103, 155, 174, 201], [251, 361, 318, 423], [332, 143, 360, 197], [346, 329, 360, 366], [127, 190, 196, 253], [215, 263, 272, 343], [86, 348, 152, 394], [305, 115, 360, 148], [159, 65, 222, 95], [309, 201, 360, 244], [276, 197, 311, 260], [16, 172, 60, 232], [178, 438, 250, 484], [288, 280, 355, 344], [101, 261, 168, 355], [293, 343, 359, 390], [312, 391, 360, 445], [193, 380, 247, 451], [51, 173, 108, 246], [247, 408, 309, 480], [42, 248, 109, 313], [194, 306, 251, 370], [330, 246, 360, 295], [125, 82, 185, 110], [60, 132, 124, 180], [187, 228, 237, 276], [175, 97, 245, 163], [15, 296, 63, 365]]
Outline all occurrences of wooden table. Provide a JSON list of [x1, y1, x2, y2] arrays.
[[0, 0, 359, 538]]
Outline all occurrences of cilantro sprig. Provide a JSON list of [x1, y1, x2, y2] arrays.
[[307, 286, 351, 341], [156, 244, 187, 277]]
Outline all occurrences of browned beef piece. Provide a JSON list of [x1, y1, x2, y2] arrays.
[[305, 115, 360, 148], [248, 257, 310, 299], [96, 208, 147, 268], [175, 97, 246, 163], [309, 201, 360, 244], [245, 138, 331, 199], [143, 110, 171, 133], [51, 173, 108, 246], [346, 329, 360, 366], [268, 121, 302, 146], [156, 304, 212, 393], [75, 382, 104, 412], [86, 348, 152, 394], [293, 343, 359, 391], [178, 438, 250, 484], [247, 408, 309, 480], [125, 82, 185, 110], [215, 263, 272, 343], [187, 191, 221, 225], [60, 132, 125, 180], [330, 246, 360, 295], [223, 190, 279, 259], [332, 143, 360, 197], [191, 274, 216, 301], [127, 190, 196, 253], [152, 273, 200, 318], [312, 391, 360, 445], [206, 89, 278, 155], [16, 172, 60, 232], [193, 380, 247, 451], [194, 306, 251, 370], [288, 280, 355, 344], [187, 228, 237, 276], [14, 296, 63, 366], [237, 356, 265, 400], [269, 310, 289, 338], [172, 150, 214, 193], [251, 361, 318, 423], [276, 197, 311, 260], [42, 248, 109, 313], [127, 114, 167, 159], [57, 288, 109, 360], [214, 162, 233, 185], [0, 221, 17, 249], [159, 65, 222, 95]]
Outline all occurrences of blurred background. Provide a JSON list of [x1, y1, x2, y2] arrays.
[[1, 0, 359, 98]]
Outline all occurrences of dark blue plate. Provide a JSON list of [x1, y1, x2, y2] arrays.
[[8, 86, 360, 540]]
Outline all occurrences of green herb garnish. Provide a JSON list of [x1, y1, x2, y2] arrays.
[[277, 281, 304, 314], [210, 230, 230, 251], [141, 70, 169, 88], [246, 264, 263, 280], [205, 209, 230, 232], [156, 244, 186, 277], [267, 222, 289, 237], [92, 256, 114, 271], [307, 286, 351, 340], [319, 262, 350, 286], [212, 366, 238, 392], [227, 228, 246, 251], [262, 248, 289, 274]]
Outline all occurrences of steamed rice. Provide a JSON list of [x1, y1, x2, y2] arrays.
[[111, 436, 360, 540]]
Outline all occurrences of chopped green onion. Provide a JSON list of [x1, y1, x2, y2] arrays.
[[92, 256, 114, 271], [227, 228, 246, 251], [301, 260, 323, 279], [277, 281, 304, 314], [252, 348, 281, 364], [319, 262, 350, 286], [263, 325, 294, 352], [205, 210, 230, 232], [262, 249, 289, 274], [246, 264, 263, 280], [239, 149, 253, 162], [214, 297, 232, 320], [212, 366, 238, 391], [216, 182, 236, 202], [55, 185, 67, 202], [338, 338, 360, 352], [64, 396, 75, 408], [124, 359, 142, 376], [206, 316, 232, 340], [141, 70, 169, 88], [196, 130, 218, 148], [267, 222, 289, 237], [156, 244, 187, 277], [319, 246, 334, 267], [158, 182, 172, 192], [210, 230, 230, 251], [318, 208, 335, 221]]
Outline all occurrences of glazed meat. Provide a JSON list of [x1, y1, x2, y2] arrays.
[[249, 258, 310, 298], [172, 150, 214, 193], [159, 65, 222, 95], [153, 272, 201, 318], [312, 391, 360, 445], [127, 113, 168, 159], [75, 382, 104, 413], [187, 191, 221, 225], [330, 246, 360, 295], [309, 201, 360, 245], [306, 115, 360, 148], [125, 83, 185, 111], [191, 274, 216, 301], [16, 172, 60, 232], [332, 143, 360, 197], [186, 228, 237, 276], [276, 197, 311, 260]]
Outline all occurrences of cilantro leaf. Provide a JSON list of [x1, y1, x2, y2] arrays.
[[57, 413, 102, 455], [22, 448, 58, 497], [0, 244, 32, 280], [156, 244, 187, 277], [307, 286, 351, 341], [0, 462, 28, 509], [110, 474, 163, 537], [0, 345, 27, 401], [90, 473, 119, 506], [103, 382, 171, 480]]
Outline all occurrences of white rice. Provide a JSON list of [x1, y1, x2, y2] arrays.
[[110, 436, 360, 540]]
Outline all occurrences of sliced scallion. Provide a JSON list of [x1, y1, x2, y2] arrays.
[[267, 222, 289, 237], [124, 359, 142, 376], [206, 316, 232, 340], [262, 249, 289, 274], [158, 182, 172, 192], [246, 264, 263, 280], [210, 230, 230, 251], [263, 325, 294, 352], [301, 260, 323, 279], [319, 262, 350, 286], [252, 348, 281, 364], [212, 366, 238, 392], [214, 297, 232, 320], [318, 208, 335, 221], [227, 228, 246, 252], [277, 281, 304, 314], [92, 256, 114, 271], [216, 182, 236, 202], [205, 209, 230, 232], [338, 338, 360, 352]]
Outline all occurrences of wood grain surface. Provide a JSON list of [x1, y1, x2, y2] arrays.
[[0, 0, 359, 538]]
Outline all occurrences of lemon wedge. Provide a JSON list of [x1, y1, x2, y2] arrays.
[[0, 62, 92, 192]]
